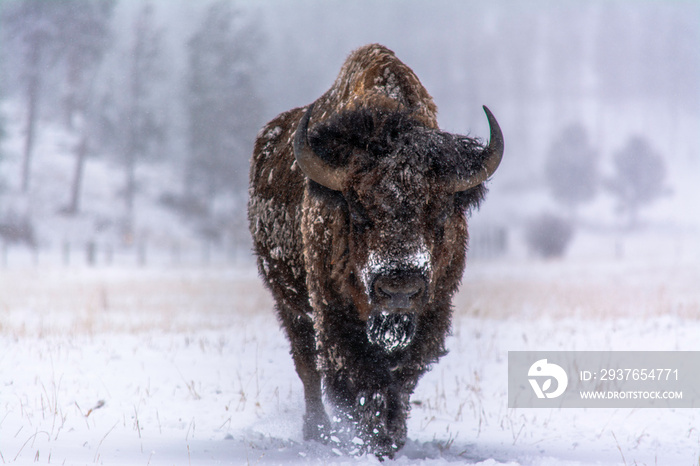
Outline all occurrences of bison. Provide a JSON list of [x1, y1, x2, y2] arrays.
[[248, 43, 503, 458]]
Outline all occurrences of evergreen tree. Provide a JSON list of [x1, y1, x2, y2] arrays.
[[61, 0, 116, 215], [544, 124, 599, 219], [1, 1, 64, 192], [0, 110, 6, 200], [1, 0, 115, 198], [606, 136, 669, 229], [185, 0, 263, 202], [58, 0, 116, 130], [118, 3, 166, 237]]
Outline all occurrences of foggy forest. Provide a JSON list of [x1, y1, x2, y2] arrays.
[[0, 0, 698, 263]]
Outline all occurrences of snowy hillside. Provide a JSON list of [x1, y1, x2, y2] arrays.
[[0, 100, 248, 266]]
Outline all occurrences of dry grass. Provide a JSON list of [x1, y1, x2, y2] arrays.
[[455, 258, 700, 320], [0, 265, 274, 336], [1, 257, 697, 338]]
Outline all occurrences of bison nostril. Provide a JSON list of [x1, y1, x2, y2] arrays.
[[373, 273, 426, 309]]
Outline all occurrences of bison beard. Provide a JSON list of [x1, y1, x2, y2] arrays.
[[248, 44, 503, 459], [366, 312, 417, 352]]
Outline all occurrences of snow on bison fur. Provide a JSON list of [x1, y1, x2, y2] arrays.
[[248, 43, 503, 458]]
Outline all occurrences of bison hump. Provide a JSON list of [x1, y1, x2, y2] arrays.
[[316, 44, 438, 129]]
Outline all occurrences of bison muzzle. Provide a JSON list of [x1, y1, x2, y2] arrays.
[[248, 43, 504, 458]]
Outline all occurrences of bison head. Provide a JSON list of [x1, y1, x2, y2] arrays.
[[296, 104, 503, 353]]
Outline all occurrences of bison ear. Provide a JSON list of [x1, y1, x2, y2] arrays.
[[294, 103, 348, 191], [449, 106, 504, 192]]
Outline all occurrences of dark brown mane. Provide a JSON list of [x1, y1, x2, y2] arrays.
[[309, 106, 489, 210]]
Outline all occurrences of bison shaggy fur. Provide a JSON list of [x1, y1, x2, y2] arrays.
[[247, 43, 503, 458]]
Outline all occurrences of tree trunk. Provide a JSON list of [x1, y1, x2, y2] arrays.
[[125, 146, 136, 236], [21, 43, 42, 193], [64, 53, 81, 130], [66, 132, 89, 215], [123, 21, 145, 240]]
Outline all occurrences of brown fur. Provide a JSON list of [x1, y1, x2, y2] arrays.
[[248, 44, 497, 458]]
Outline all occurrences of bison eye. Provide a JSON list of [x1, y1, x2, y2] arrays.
[[345, 190, 372, 230], [350, 209, 371, 229], [435, 207, 451, 227]]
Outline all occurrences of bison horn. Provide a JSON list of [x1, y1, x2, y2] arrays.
[[450, 105, 504, 192], [293, 103, 347, 191]]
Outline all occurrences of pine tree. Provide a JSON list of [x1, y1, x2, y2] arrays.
[[1, 1, 64, 192], [606, 137, 669, 229], [58, 0, 116, 130], [185, 0, 263, 202], [119, 3, 165, 237], [1, 0, 115, 200], [544, 124, 599, 220], [61, 0, 116, 215]]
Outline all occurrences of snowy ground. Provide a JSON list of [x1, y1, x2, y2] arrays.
[[1, 253, 700, 465]]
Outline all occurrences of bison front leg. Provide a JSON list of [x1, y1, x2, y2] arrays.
[[297, 356, 330, 442], [282, 311, 330, 441], [351, 385, 410, 458]]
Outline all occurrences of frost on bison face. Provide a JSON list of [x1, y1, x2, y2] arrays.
[[247, 43, 504, 458]]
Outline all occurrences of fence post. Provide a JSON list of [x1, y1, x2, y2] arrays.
[[86, 241, 96, 266], [615, 239, 624, 260], [171, 243, 181, 266], [62, 241, 71, 266], [202, 240, 210, 266], [138, 242, 147, 267], [105, 244, 113, 266]]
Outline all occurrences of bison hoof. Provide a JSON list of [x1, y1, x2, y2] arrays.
[[353, 392, 407, 459], [303, 412, 331, 443]]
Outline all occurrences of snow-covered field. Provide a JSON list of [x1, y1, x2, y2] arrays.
[[1, 252, 699, 466]]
